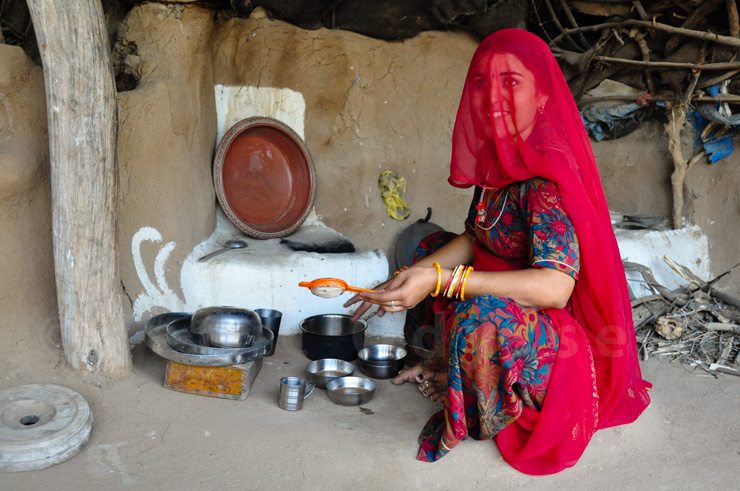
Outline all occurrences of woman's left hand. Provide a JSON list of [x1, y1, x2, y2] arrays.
[[344, 278, 392, 321], [357, 266, 438, 313]]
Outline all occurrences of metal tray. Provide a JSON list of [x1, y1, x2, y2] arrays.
[[144, 313, 272, 366]]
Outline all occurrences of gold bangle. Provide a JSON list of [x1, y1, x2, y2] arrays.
[[459, 266, 474, 301], [430, 262, 442, 297]]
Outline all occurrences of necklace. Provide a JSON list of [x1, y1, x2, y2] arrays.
[[475, 187, 508, 231]]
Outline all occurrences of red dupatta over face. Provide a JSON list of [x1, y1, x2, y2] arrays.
[[449, 29, 651, 474]]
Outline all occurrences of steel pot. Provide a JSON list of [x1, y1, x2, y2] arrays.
[[300, 314, 366, 361]]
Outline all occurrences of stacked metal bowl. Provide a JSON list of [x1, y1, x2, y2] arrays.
[[356, 344, 407, 379], [189, 306, 262, 348]]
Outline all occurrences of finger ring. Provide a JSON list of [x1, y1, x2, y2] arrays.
[[390, 300, 396, 307]]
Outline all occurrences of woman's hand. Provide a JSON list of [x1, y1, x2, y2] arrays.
[[355, 266, 438, 314], [344, 278, 392, 322]]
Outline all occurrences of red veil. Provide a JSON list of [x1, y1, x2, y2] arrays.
[[448, 29, 651, 474]]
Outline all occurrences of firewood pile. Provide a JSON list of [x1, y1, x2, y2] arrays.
[[626, 259, 740, 377]]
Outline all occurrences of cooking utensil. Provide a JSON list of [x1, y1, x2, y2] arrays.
[[300, 314, 367, 361], [197, 240, 247, 262], [305, 359, 355, 389], [298, 278, 377, 298], [214, 117, 316, 239], [325, 376, 376, 406], [144, 315, 272, 366], [357, 344, 407, 379], [190, 306, 262, 348], [255, 308, 282, 356], [166, 318, 256, 355], [278, 376, 315, 411], [394, 207, 444, 270]]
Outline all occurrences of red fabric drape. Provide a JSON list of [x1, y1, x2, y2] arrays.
[[449, 29, 651, 474]]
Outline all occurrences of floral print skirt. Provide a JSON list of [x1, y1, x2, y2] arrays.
[[417, 294, 559, 462]]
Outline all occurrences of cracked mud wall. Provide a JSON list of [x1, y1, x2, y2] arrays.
[[683, 153, 740, 275], [0, 45, 60, 374], [115, 4, 217, 330]]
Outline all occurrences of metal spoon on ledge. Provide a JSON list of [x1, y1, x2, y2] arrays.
[[197, 240, 248, 262]]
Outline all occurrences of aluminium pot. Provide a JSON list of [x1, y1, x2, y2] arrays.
[[300, 314, 367, 361]]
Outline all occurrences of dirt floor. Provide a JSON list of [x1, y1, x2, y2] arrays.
[[3, 335, 739, 490]]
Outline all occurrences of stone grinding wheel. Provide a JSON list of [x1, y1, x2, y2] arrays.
[[0, 384, 93, 472]]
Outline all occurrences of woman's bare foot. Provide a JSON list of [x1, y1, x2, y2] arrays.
[[393, 364, 448, 403], [391, 364, 423, 385], [416, 368, 448, 401]]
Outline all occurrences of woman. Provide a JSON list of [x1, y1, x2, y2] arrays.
[[345, 29, 651, 475]]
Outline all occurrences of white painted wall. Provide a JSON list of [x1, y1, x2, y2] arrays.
[[616, 224, 711, 297]]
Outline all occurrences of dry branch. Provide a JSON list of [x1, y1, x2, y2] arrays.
[[663, 256, 708, 288], [551, 19, 740, 49], [665, 0, 725, 53], [727, 0, 740, 38], [706, 322, 740, 335], [630, 261, 740, 376], [553, 51, 740, 71]]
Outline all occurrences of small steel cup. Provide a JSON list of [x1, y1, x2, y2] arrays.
[[256, 308, 282, 356], [278, 376, 314, 411]]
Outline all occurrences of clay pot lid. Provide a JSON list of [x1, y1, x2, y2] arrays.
[[214, 117, 316, 239]]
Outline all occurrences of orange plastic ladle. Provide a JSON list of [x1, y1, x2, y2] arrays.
[[298, 278, 377, 298]]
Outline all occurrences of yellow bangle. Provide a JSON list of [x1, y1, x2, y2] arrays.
[[430, 262, 442, 297], [459, 266, 474, 301]]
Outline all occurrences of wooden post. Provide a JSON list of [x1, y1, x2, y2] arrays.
[[26, 0, 131, 376]]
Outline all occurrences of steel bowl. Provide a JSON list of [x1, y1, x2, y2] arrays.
[[305, 358, 355, 389], [325, 376, 376, 406], [189, 306, 262, 348], [357, 344, 407, 379]]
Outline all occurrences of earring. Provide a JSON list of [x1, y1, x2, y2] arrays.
[[537, 105, 545, 114]]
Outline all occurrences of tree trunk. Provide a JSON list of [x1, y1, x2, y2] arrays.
[[26, 0, 131, 377]]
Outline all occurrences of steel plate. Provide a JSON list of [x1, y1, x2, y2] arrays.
[[144, 314, 272, 366]]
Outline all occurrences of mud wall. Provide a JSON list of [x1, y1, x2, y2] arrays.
[[209, 9, 478, 254], [115, 4, 217, 329], [684, 151, 740, 274], [0, 45, 59, 372], [590, 119, 740, 276]]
